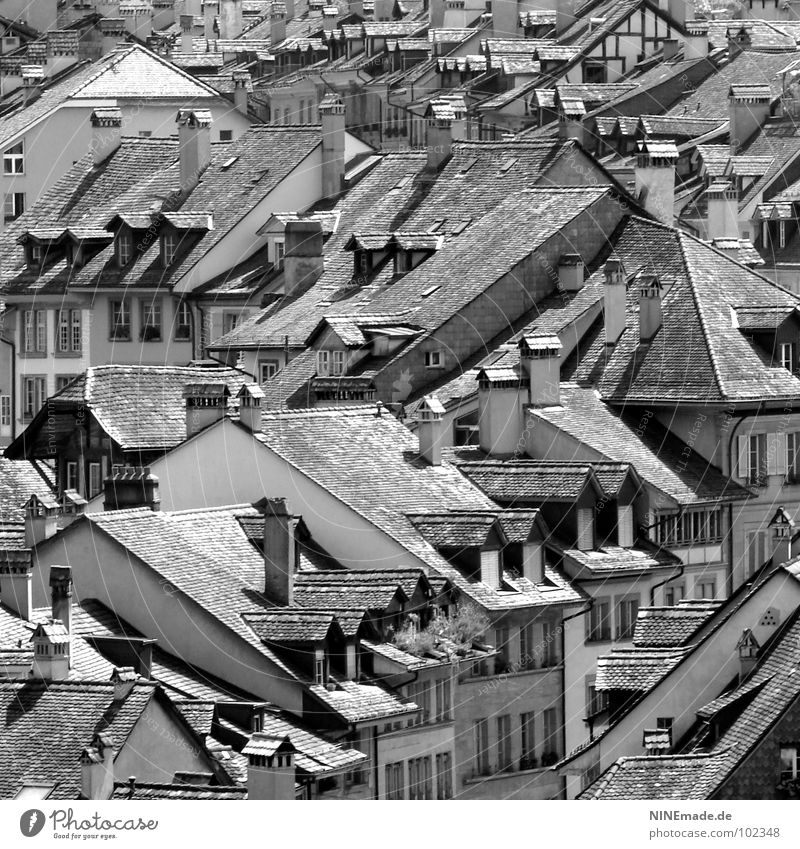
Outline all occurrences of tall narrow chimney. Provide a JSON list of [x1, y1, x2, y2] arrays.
[[237, 383, 265, 432], [177, 109, 213, 192], [729, 85, 771, 155], [558, 100, 586, 144], [90, 106, 123, 166], [319, 94, 346, 199], [476, 368, 525, 457], [425, 104, 453, 171], [634, 138, 677, 224], [430, 0, 445, 27], [417, 395, 446, 466], [24, 494, 59, 547], [492, 0, 519, 37], [603, 257, 627, 346], [243, 734, 296, 799], [283, 219, 324, 295], [519, 334, 562, 407], [0, 550, 33, 620], [263, 498, 296, 605], [80, 733, 115, 801], [557, 254, 584, 292], [682, 23, 708, 60], [203, 0, 220, 39], [21, 66, 44, 106], [232, 70, 251, 115], [30, 618, 70, 680], [50, 565, 73, 637], [219, 0, 243, 38], [180, 14, 195, 52], [706, 181, 739, 240], [271, 3, 287, 46], [183, 382, 230, 438], [637, 273, 664, 343]]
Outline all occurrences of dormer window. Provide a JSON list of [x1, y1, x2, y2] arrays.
[[162, 231, 178, 266], [394, 251, 411, 276], [30, 244, 42, 266], [317, 349, 345, 376], [781, 342, 796, 372], [117, 232, 132, 266], [357, 250, 370, 276]]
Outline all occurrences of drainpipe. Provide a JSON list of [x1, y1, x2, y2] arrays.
[[649, 563, 684, 606], [371, 725, 379, 800]]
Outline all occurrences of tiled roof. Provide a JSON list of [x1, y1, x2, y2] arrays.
[[308, 678, 418, 723], [243, 609, 337, 642], [0, 459, 55, 522], [0, 679, 157, 799], [633, 602, 721, 648], [407, 512, 498, 547], [562, 545, 679, 577], [456, 460, 598, 502], [595, 647, 692, 691], [111, 782, 246, 800], [531, 384, 750, 506]]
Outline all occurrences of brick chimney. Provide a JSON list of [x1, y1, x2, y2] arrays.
[[706, 181, 739, 240], [637, 273, 664, 343], [50, 565, 73, 637], [232, 70, 251, 115], [237, 383, 265, 432], [90, 106, 122, 166], [417, 394, 446, 466], [219, 0, 243, 38], [177, 109, 213, 192], [271, 3, 287, 46], [24, 493, 59, 547], [319, 94, 346, 199], [243, 734, 296, 799], [477, 368, 525, 457], [729, 85, 770, 154], [0, 549, 33, 620], [603, 257, 627, 346], [203, 0, 220, 38], [183, 383, 230, 438], [284, 219, 324, 295], [558, 253, 584, 291], [519, 334, 562, 407], [80, 732, 115, 800], [634, 138, 677, 224], [263, 498, 296, 605], [103, 467, 161, 511]]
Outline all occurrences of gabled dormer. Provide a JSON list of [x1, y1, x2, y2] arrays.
[[343, 233, 393, 282], [105, 213, 154, 268], [17, 228, 67, 272], [159, 211, 213, 267], [389, 232, 443, 278]]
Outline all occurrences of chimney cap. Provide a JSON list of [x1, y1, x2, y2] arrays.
[[91, 107, 123, 128], [519, 333, 562, 357], [264, 497, 291, 517], [183, 382, 230, 400], [769, 505, 796, 530], [176, 108, 213, 129], [705, 180, 737, 198], [476, 366, 522, 389], [30, 617, 69, 642], [319, 93, 345, 114], [0, 548, 33, 573], [636, 138, 678, 163], [238, 383, 266, 400], [729, 84, 770, 104], [558, 253, 583, 267], [49, 565, 73, 587], [243, 732, 296, 758], [603, 256, 625, 281], [636, 272, 663, 297], [110, 666, 138, 683], [417, 394, 445, 419]]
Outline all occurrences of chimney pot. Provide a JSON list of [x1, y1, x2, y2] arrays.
[[634, 138, 677, 224], [417, 394, 445, 465], [637, 273, 664, 342], [183, 382, 230, 439], [237, 383, 265, 432], [103, 467, 161, 512], [90, 107, 123, 166]]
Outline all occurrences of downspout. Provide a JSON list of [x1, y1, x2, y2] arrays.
[[371, 724, 379, 800]]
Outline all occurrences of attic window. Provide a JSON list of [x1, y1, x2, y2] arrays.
[[117, 232, 132, 267], [429, 219, 445, 233], [451, 218, 471, 236], [459, 156, 478, 174], [162, 231, 178, 266], [421, 284, 440, 298], [221, 156, 239, 171], [499, 157, 517, 174], [392, 174, 412, 190]]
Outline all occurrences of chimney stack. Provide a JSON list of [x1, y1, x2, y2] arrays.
[[177, 109, 213, 192], [80, 733, 115, 801], [416, 395, 446, 466], [769, 506, 795, 566], [662, 37, 680, 62], [603, 257, 627, 346], [634, 138, 677, 224], [558, 100, 586, 144], [24, 494, 59, 547], [729, 85, 771, 155], [203, 0, 220, 39], [21, 65, 44, 106], [319, 94, 346, 199], [263, 498, 296, 605], [476, 368, 525, 457], [492, 0, 519, 37], [443, 0, 467, 27], [90, 106, 123, 166], [682, 23, 708, 60], [285, 0, 296, 20], [237, 383, 265, 432], [30, 617, 70, 680], [430, 0, 445, 27], [425, 104, 453, 171], [519, 334, 562, 407], [219, 0, 244, 38], [373, 0, 394, 19], [243, 734, 296, 799], [180, 15, 195, 52], [557, 253, 584, 291], [50, 565, 73, 637], [637, 273, 664, 343], [0, 550, 33, 620], [183, 382, 230, 438], [103, 467, 161, 511], [110, 666, 139, 701], [706, 181, 739, 241], [271, 3, 287, 46], [322, 5, 337, 34], [283, 219, 325, 295], [232, 70, 251, 115]]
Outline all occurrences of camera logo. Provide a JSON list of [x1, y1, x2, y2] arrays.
[[20, 810, 46, 837]]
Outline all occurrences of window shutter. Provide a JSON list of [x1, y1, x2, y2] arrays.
[[766, 433, 778, 476], [480, 549, 500, 589], [775, 432, 788, 475], [737, 434, 749, 479], [617, 504, 634, 548]]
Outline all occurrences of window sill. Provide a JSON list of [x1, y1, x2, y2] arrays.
[[19, 351, 47, 358], [54, 350, 82, 358]]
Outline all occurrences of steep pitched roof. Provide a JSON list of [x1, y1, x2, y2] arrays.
[[633, 602, 721, 648], [0, 459, 55, 522]]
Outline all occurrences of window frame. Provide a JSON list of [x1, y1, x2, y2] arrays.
[[175, 301, 192, 341], [116, 231, 133, 267], [3, 191, 24, 222], [109, 299, 131, 341], [139, 299, 162, 342], [259, 360, 279, 383], [587, 597, 611, 642], [55, 308, 81, 355], [3, 140, 24, 175], [474, 718, 489, 775], [780, 342, 796, 372], [88, 462, 102, 498], [424, 349, 444, 369]]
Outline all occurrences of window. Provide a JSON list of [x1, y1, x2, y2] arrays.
[[314, 653, 328, 684], [652, 508, 723, 546], [474, 718, 489, 775], [494, 625, 510, 670], [55, 374, 77, 393], [424, 349, 444, 369], [434, 678, 451, 722], [664, 584, 685, 606], [117, 232, 132, 267], [138, 130, 152, 138], [541, 619, 559, 666], [454, 410, 479, 446], [222, 311, 241, 336], [162, 231, 178, 266], [0, 395, 10, 427], [252, 714, 262, 733], [385, 762, 404, 799], [317, 350, 330, 376], [140, 300, 162, 341], [587, 679, 608, 718], [696, 579, 717, 599], [259, 360, 279, 383], [23, 310, 47, 354], [175, 301, 192, 340], [56, 309, 81, 354], [408, 756, 432, 799], [3, 141, 24, 174], [331, 350, 345, 376], [88, 462, 102, 498], [519, 622, 535, 670], [110, 300, 131, 341], [219, 129, 233, 141], [274, 240, 285, 269], [497, 715, 512, 771], [521, 712, 536, 767], [739, 432, 768, 484], [3, 191, 24, 222], [780, 342, 796, 372], [65, 461, 79, 492], [780, 746, 799, 782], [588, 598, 611, 642], [480, 548, 500, 588], [616, 596, 639, 640], [542, 707, 560, 763], [789, 432, 800, 483], [435, 752, 452, 799]]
